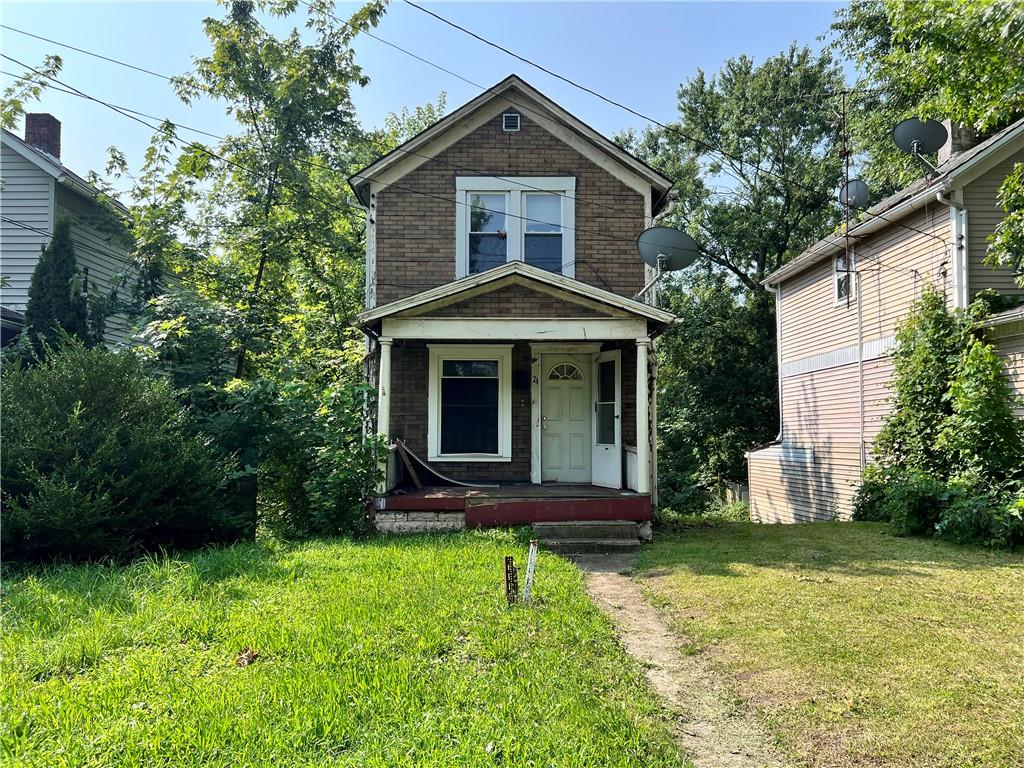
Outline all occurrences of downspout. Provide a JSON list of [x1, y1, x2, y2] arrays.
[[772, 283, 784, 443], [935, 191, 967, 307]]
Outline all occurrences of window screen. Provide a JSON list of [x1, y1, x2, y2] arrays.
[[595, 359, 616, 446], [469, 193, 508, 274], [523, 193, 563, 273], [440, 359, 499, 454]]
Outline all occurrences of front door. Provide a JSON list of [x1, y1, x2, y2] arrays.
[[541, 355, 591, 483]]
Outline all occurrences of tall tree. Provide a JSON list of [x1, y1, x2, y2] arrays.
[[23, 217, 89, 350], [621, 45, 845, 504]]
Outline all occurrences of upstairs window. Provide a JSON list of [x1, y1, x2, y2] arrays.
[[456, 177, 575, 278], [834, 253, 856, 303]]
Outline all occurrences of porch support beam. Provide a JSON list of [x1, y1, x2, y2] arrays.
[[635, 337, 651, 494], [381, 317, 647, 340], [377, 336, 393, 492]]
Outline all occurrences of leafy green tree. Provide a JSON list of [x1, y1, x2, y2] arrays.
[[832, 0, 1024, 195], [23, 217, 90, 350], [986, 162, 1024, 286], [873, 287, 972, 476], [620, 46, 845, 504]]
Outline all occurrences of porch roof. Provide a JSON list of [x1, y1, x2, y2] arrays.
[[354, 261, 678, 333]]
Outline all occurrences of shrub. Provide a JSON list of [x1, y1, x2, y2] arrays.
[[881, 472, 954, 537], [852, 464, 900, 522], [1, 339, 244, 561], [22, 217, 90, 351]]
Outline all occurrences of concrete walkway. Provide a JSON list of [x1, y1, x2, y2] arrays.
[[573, 554, 790, 768]]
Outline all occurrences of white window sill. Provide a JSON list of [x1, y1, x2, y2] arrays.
[[428, 454, 513, 463]]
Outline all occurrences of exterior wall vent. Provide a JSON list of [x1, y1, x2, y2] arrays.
[[502, 112, 521, 132]]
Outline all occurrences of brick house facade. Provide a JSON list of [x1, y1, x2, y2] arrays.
[[351, 76, 676, 523]]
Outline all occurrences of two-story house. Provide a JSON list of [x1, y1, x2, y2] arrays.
[[351, 75, 677, 532], [748, 117, 1024, 523], [1, 113, 135, 346]]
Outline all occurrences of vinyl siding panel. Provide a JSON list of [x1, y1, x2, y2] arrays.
[[965, 152, 1024, 295], [778, 206, 950, 364], [862, 357, 894, 444], [54, 186, 135, 345], [749, 444, 861, 523], [782, 363, 861, 445], [993, 331, 1024, 418], [0, 143, 53, 310]]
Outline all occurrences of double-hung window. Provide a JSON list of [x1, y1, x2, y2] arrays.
[[427, 345, 513, 461], [456, 177, 575, 278], [834, 253, 856, 303]]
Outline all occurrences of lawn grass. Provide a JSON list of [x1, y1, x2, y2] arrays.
[[638, 520, 1024, 768], [2, 531, 686, 767]]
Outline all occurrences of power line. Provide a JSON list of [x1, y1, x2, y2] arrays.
[[399, 0, 949, 251]]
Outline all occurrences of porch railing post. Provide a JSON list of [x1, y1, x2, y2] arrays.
[[377, 336, 393, 492], [635, 337, 651, 494]]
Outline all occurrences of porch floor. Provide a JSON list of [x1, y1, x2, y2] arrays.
[[376, 484, 652, 526]]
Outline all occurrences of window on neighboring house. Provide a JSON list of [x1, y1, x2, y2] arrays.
[[456, 177, 575, 278], [834, 253, 856, 303], [428, 345, 513, 461]]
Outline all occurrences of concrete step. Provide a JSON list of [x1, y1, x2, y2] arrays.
[[540, 539, 642, 554], [533, 520, 641, 540]]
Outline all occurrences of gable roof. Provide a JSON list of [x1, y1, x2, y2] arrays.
[[348, 74, 674, 211], [2, 128, 130, 215], [765, 116, 1024, 286], [354, 260, 677, 328]]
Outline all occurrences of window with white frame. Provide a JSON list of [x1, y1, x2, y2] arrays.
[[427, 345, 513, 461], [456, 177, 575, 278], [834, 253, 856, 303]]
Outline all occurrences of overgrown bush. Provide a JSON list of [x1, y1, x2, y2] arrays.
[[1, 339, 245, 561], [856, 288, 1024, 548]]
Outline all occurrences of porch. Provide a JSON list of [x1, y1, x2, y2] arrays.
[[375, 483, 652, 527]]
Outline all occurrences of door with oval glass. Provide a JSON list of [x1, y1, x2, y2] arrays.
[[541, 355, 591, 483]]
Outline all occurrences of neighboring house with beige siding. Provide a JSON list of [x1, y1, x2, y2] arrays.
[[748, 117, 1024, 524], [1, 114, 135, 346]]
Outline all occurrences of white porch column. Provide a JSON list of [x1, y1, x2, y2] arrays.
[[635, 337, 651, 494], [377, 337, 393, 491]]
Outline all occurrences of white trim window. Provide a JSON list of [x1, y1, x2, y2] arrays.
[[834, 253, 856, 303], [427, 344, 513, 462], [455, 177, 576, 278]]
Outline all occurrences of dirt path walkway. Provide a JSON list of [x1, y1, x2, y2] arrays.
[[574, 554, 790, 768]]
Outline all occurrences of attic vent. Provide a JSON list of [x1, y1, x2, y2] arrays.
[[502, 112, 521, 132]]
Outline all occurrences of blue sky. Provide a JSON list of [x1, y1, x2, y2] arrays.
[[1, 1, 848, 187]]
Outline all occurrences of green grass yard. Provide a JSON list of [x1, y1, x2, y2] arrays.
[[638, 521, 1024, 768], [1, 532, 685, 767]]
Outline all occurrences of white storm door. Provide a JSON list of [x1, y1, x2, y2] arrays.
[[541, 355, 592, 483], [591, 350, 622, 489]]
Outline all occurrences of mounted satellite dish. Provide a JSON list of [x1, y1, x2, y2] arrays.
[[839, 178, 870, 210], [892, 117, 948, 177], [634, 226, 700, 300]]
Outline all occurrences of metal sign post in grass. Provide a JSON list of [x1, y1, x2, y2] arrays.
[[523, 540, 539, 605]]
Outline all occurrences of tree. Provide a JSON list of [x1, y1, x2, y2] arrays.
[[832, 0, 1024, 197], [620, 46, 845, 504], [23, 217, 90, 350], [986, 161, 1024, 287]]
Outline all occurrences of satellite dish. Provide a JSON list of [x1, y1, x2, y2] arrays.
[[892, 117, 948, 156], [633, 226, 700, 301], [839, 178, 870, 209], [636, 226, 700, 272]]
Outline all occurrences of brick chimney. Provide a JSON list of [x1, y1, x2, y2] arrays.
[[24, 113, 61, 160], [937, 119, 977, 165]]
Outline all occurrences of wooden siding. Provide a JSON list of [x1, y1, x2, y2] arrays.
[[965, 152, 1024, 295], [0, 142, 53, 310], [374, 111, 647, 306], [54, 186, 135, 345], [779, 206, 950, 365]]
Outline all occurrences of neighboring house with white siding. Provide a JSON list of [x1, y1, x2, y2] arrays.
[[748, 117, 1024, 524], [1, 114, 136, 346]]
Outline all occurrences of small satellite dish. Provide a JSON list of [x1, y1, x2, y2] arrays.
[[892, 118, 948, 177], [892, 117, 948, 156], [839, 178, 870, 209], [633, 226, 700, 301], [636, 226, 700, 272]]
